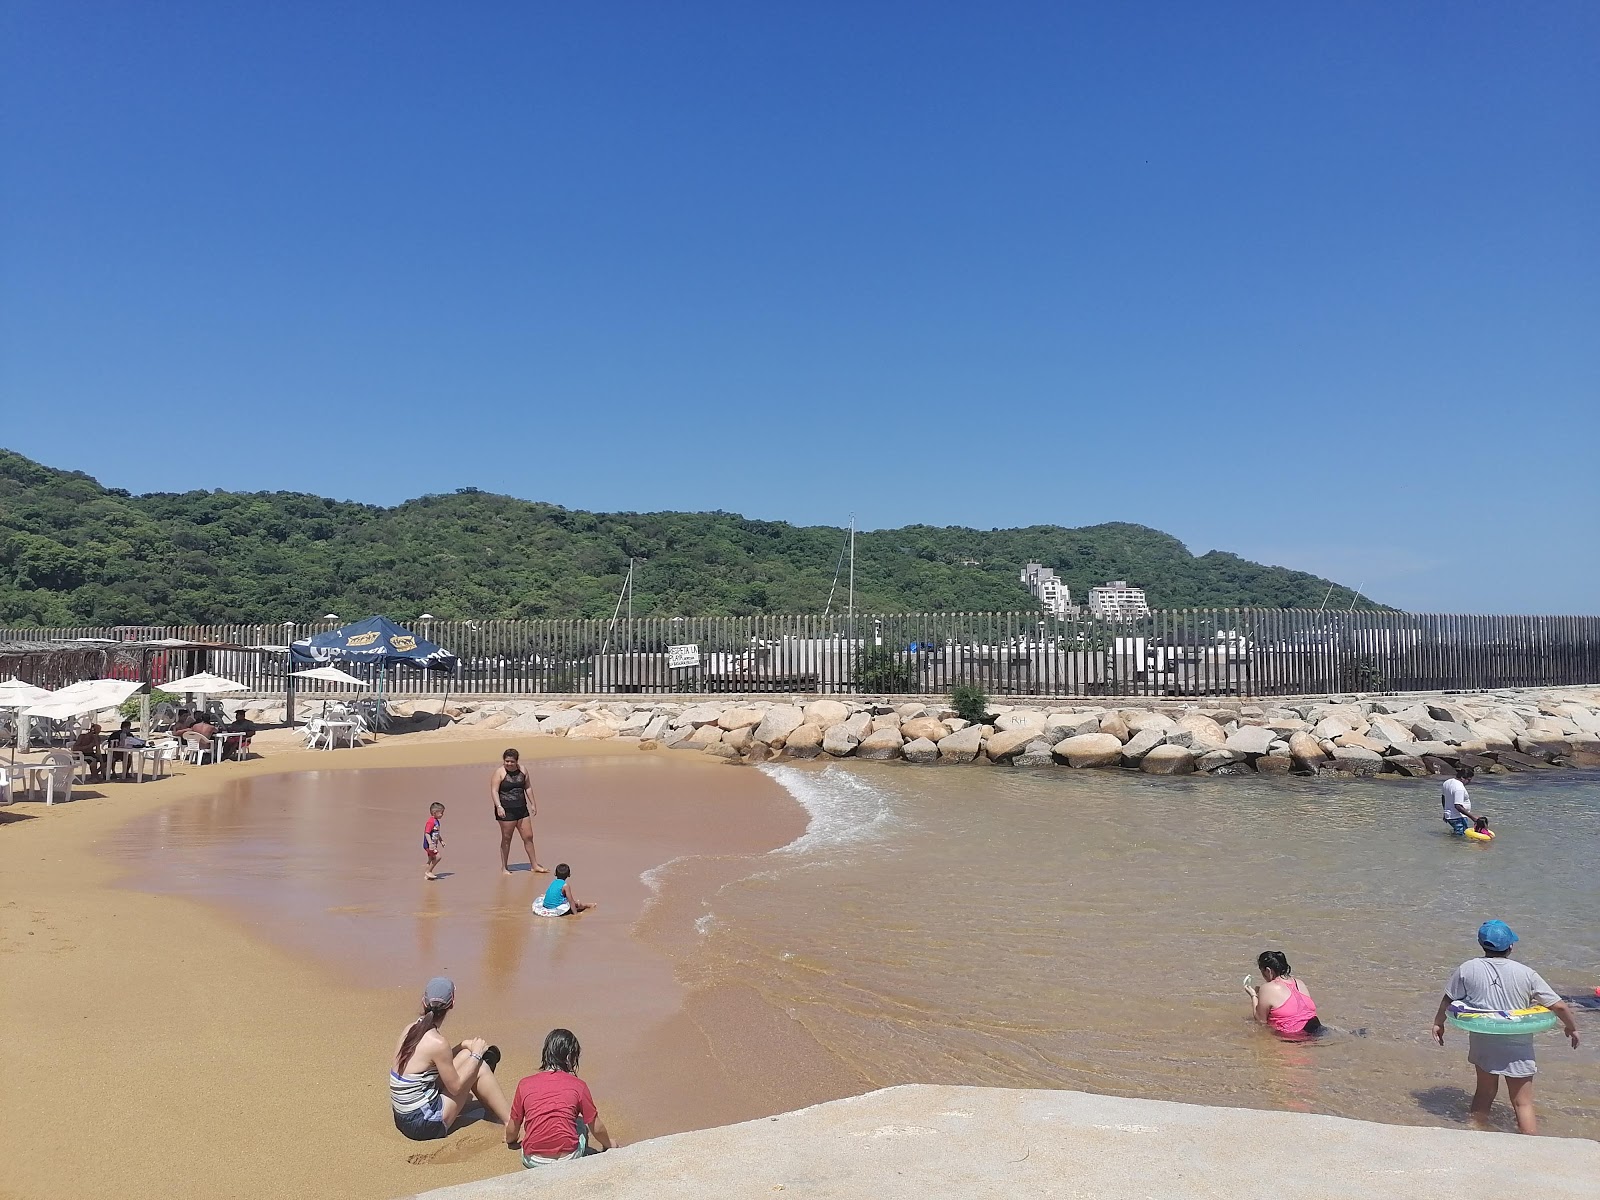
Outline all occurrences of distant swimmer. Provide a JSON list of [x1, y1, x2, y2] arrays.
[[492, 748, 547, 876], [1440, 764, 1474, 836], [1245, 951, 1324, 1037]]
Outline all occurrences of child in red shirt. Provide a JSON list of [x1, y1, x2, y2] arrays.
[[506, 1028, 616, 1166], [423, 802, 445, 880]]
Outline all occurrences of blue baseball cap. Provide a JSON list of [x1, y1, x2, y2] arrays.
[[1477, 920, 1519, 951]]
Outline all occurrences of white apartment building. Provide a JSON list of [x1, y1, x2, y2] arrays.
[[1088, 580, 1151, 621], [1020, 562, 1073, 617]]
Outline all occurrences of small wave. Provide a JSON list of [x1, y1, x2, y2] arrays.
[[759, 764, 895, 856], [695, 913, 715, 935]]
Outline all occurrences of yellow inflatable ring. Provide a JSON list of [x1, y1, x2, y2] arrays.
[[1446, 1002, 1557, 1035]]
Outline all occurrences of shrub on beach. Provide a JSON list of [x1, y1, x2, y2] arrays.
[[951, 684, 991, 725], [121, 688, 176, 718]]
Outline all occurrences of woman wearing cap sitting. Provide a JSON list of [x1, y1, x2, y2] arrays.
[[390, 977, 512, 1141], [1431, 920, 1579, 1135]]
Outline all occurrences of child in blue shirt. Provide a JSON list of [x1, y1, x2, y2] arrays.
[[535, 864, 596, 917]]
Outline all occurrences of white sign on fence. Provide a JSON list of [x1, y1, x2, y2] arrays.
[[667, 643, 701, 670]]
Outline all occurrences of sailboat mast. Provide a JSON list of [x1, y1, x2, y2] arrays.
[[847, 514, 855, 623]]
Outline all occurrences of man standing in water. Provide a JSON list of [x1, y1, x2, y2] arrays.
[[1440, 764, 1473, 835], [1431, 920, 1579, 1134]]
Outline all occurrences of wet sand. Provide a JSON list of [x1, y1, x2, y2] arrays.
[[1, 736, 859, 1200]]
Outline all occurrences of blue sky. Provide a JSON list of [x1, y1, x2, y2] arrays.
[[3, 3, 1595, 613]]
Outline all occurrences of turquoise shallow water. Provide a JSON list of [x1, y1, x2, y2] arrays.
[[685, 764, 1600, 1139]]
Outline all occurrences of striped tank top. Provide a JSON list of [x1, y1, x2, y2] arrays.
[[389, 1064, 441, 1114]]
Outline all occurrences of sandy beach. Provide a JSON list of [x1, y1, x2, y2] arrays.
[[1, 732, 862, 1200]]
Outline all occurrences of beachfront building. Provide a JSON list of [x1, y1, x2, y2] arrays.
[[1088, 580, 1151, 621], [1020, 562, 1074, 617]]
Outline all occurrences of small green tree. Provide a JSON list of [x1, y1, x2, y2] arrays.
[[852, 645, 917, 693], [120, 688, 176, 718], [950, 684, 991, 725]]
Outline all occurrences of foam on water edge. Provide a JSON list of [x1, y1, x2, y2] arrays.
[[759, 763, 896, 857]]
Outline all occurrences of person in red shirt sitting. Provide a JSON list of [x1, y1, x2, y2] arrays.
[[506, 1028, 616, 1167]]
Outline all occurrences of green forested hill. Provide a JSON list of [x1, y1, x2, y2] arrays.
[[0, 449, 1376, 625]]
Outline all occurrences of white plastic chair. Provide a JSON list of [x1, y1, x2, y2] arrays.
[[180, 733, 210, 765], [0, 766, 10, 805], [43, 750, 77, 805]]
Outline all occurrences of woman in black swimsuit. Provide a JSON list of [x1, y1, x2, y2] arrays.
[[491, 748, 547, 876]]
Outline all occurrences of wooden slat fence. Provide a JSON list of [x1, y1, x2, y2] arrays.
[[2, 611, 1598, 699]]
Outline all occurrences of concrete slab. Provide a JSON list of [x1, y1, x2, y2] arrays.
[[402, 1085, 1599, 1200]]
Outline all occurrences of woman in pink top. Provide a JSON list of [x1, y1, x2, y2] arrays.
[[1246, 951, 1324, 1037]]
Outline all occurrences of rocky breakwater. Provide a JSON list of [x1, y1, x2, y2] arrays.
[[257, 687, 1600, 781]]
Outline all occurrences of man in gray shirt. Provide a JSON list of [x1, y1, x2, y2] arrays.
[[1431, 919, 1579, 1134]]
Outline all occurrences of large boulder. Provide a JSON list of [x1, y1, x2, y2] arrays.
[[1333, 732, 1388, 754], [822, 723, 864, 757], [804, 699, 852, 729], [1515, 735, 1567, 760], [721, 726, 753, 752], [568, 720, 618, 740], [1056, 714, 1103, 738], [1287, 731, 1327, 771], [1123, 711, 1177, 734], [1466, 722, 1516, 750], [1566, 708, 1600, 735], [1199, 750, 1252, 774], [856, 728, 905, 760], [1015, 740, 1056, 768], [687, 724, 725, 749], [784, 724, 826, 759], [531, 708, 581, 732], [937, 725, 986, 764], [1260, 718, 1309, 735], [1255, 753, 1293, 775], [1098, 713, 1131, 743], [1053, 732, 1124, 768], [902, 737, 939, 764], [1223, 726, 1275, 756], [1175, 713, 1227, 752], [1311, 715, 1361, 740], [752, 705, 806, 746], [1120, 727, 1166, 764], [1411, 718, 1471, 743], [1427, 701, 1475, 724], [661, 724, 696, 749], [717, 707, 766, 731], [994, 710, 1047, 733], [1140, 744, 1196, 775], [500, 710, 548, 732], [675, 702, 727, 727], [1329, 746, 1384, 777], [1365, 715, 1416, 747], [701, 740, 741, 760], [984, 728, 1040, 763], [1385, 755, 1431, 777], [900, 716, 950, 743]]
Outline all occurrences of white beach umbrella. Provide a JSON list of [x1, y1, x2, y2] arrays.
[[0, 679, 54, 708], [1, 679, 55, 767], [290, 666, 368, 687], [162, 671, 248, 694], [22, 678, 143, 721]]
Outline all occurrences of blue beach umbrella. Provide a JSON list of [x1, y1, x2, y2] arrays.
[[290, 616, 458, 672], [290, 617, 458, 714]]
